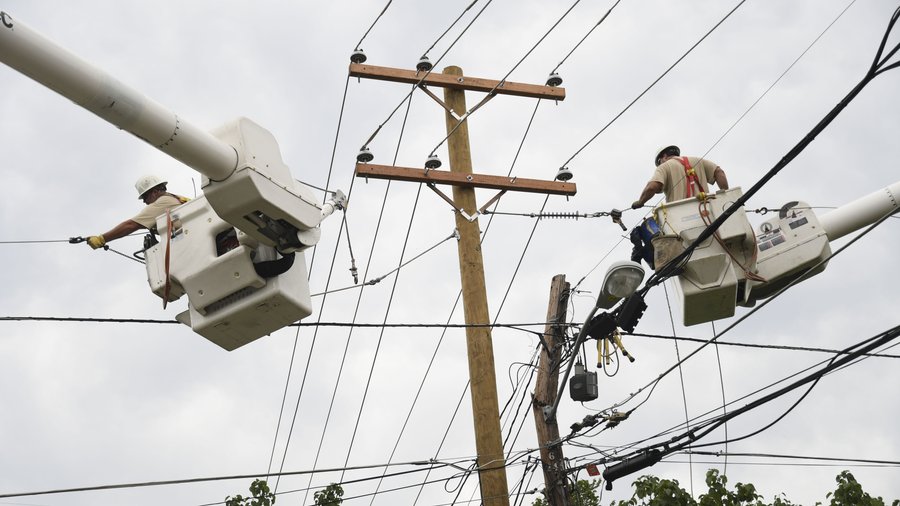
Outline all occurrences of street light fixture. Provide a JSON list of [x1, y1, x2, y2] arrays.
[[544, 261, 647, 422], [596, 260, 645, 309]]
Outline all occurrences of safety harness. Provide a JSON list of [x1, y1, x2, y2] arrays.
[[675, 156, 705, 200]]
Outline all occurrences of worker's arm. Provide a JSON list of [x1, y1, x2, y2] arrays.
[[713, 167, 729, 190], [632, 181, 663, 209], [86, 220, 144, 249]]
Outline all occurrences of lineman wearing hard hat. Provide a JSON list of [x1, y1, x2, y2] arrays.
[[631, 145, 729, 209], [85, 175, 189, 249]]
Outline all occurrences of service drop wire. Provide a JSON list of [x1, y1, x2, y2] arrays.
[[645, 5, 900, 291]]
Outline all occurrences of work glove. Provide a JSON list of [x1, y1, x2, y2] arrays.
[[86, 235, 106, 250], [631, 200, 643, 210]]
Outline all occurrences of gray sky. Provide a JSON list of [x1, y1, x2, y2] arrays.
[[2, 1, 899, 505]]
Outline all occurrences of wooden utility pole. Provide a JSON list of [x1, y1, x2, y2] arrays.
[[443, 65, 509, 506], [532, 275, 571, 506], [350, 61, 572, 505]]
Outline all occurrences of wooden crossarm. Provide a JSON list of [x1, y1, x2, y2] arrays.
[[354, 163, 576, 196], [349, 63, 566, 101]]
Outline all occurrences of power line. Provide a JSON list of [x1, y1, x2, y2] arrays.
[[589, 323, 900, 483], [0, 459, 467, 500], [684, 450, 900, 467], [559, 0, 747, 169], [550, 0, 624, 75]]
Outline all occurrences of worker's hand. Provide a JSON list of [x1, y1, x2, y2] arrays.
[[631, 200, 643, 210], [86, 235, 106, 250]]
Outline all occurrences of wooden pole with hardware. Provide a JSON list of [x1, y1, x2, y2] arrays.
[[350, 62, 573, 504], [532, 274, 572, 506], [442, 65, 510, 506]]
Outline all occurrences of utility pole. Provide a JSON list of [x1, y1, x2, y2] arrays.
[[349, 61, 573, 506], [442, 65, 509, 506], [532, 274, 571, 506]]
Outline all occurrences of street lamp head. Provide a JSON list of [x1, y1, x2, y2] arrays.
[[596, 260, 645, 309]]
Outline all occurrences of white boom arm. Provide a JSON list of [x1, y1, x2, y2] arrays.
[[0, 13, 237, 181], [819, 181, 900, 241], [0, 11, 336, 254]]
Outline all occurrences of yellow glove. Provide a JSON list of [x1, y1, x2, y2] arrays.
[[86, 235, 106, 250]]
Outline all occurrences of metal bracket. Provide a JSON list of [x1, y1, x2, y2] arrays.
[[418, 84, 460, 120], [478, 190, 507, 215], [426, 183, 477, 222]]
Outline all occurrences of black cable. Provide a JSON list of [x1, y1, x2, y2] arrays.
[[592, 323, 900, 479], [685, 450, 900, 467], [629, 331, 900, 359], [0, 459, 466, 500]]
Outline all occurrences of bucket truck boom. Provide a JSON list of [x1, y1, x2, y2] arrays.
[[650, 181, 899, 326], [0, 11, 345, 350]]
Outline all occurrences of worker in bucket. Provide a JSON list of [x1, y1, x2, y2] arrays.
[[85, 175, 189, 249], [631, 145, 729, 209]]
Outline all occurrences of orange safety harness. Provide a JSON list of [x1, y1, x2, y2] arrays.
[[675, 156, 703, 199]]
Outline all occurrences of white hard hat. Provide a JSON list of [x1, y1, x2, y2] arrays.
[[135, 175, 167, 199], [654, 145, 680, 166]]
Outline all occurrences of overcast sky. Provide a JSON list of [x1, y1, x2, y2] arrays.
[[2, 1, 899, 505]]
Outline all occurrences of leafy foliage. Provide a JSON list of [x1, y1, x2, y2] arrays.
[[531, 469, 896, 506], [313, 483, 345, 505], [820, 471, 898, 506], [225, 479, 275, 506]]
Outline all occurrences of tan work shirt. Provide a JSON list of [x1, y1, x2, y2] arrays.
[[651, 156, 719, 202], [131, 195, 185, 230]]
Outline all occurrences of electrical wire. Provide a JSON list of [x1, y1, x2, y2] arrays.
[[585, 322, 900, 477], [300, 81, 419, 505], [356, 0, 495, 152], [663, 283, 693, 496], [309, 228, 458, 297], [426, 0, 585, 156], [0, 459, 467, 500], [549, 0, 624, 75], [352, 0, 392, 52], [559, 0, 747, 169]]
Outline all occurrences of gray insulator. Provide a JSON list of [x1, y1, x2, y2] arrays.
[[425, 154, 442, 169], [350, 49, 367, 64], [555, 167, 573, 182], [357, 147, 374, 163], [416, 56, 433, 72], [546, 72, 563, 87]]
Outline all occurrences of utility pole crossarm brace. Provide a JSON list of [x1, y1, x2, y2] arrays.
[[355, 163, 577, 196], [350, 63, 566, 101]]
